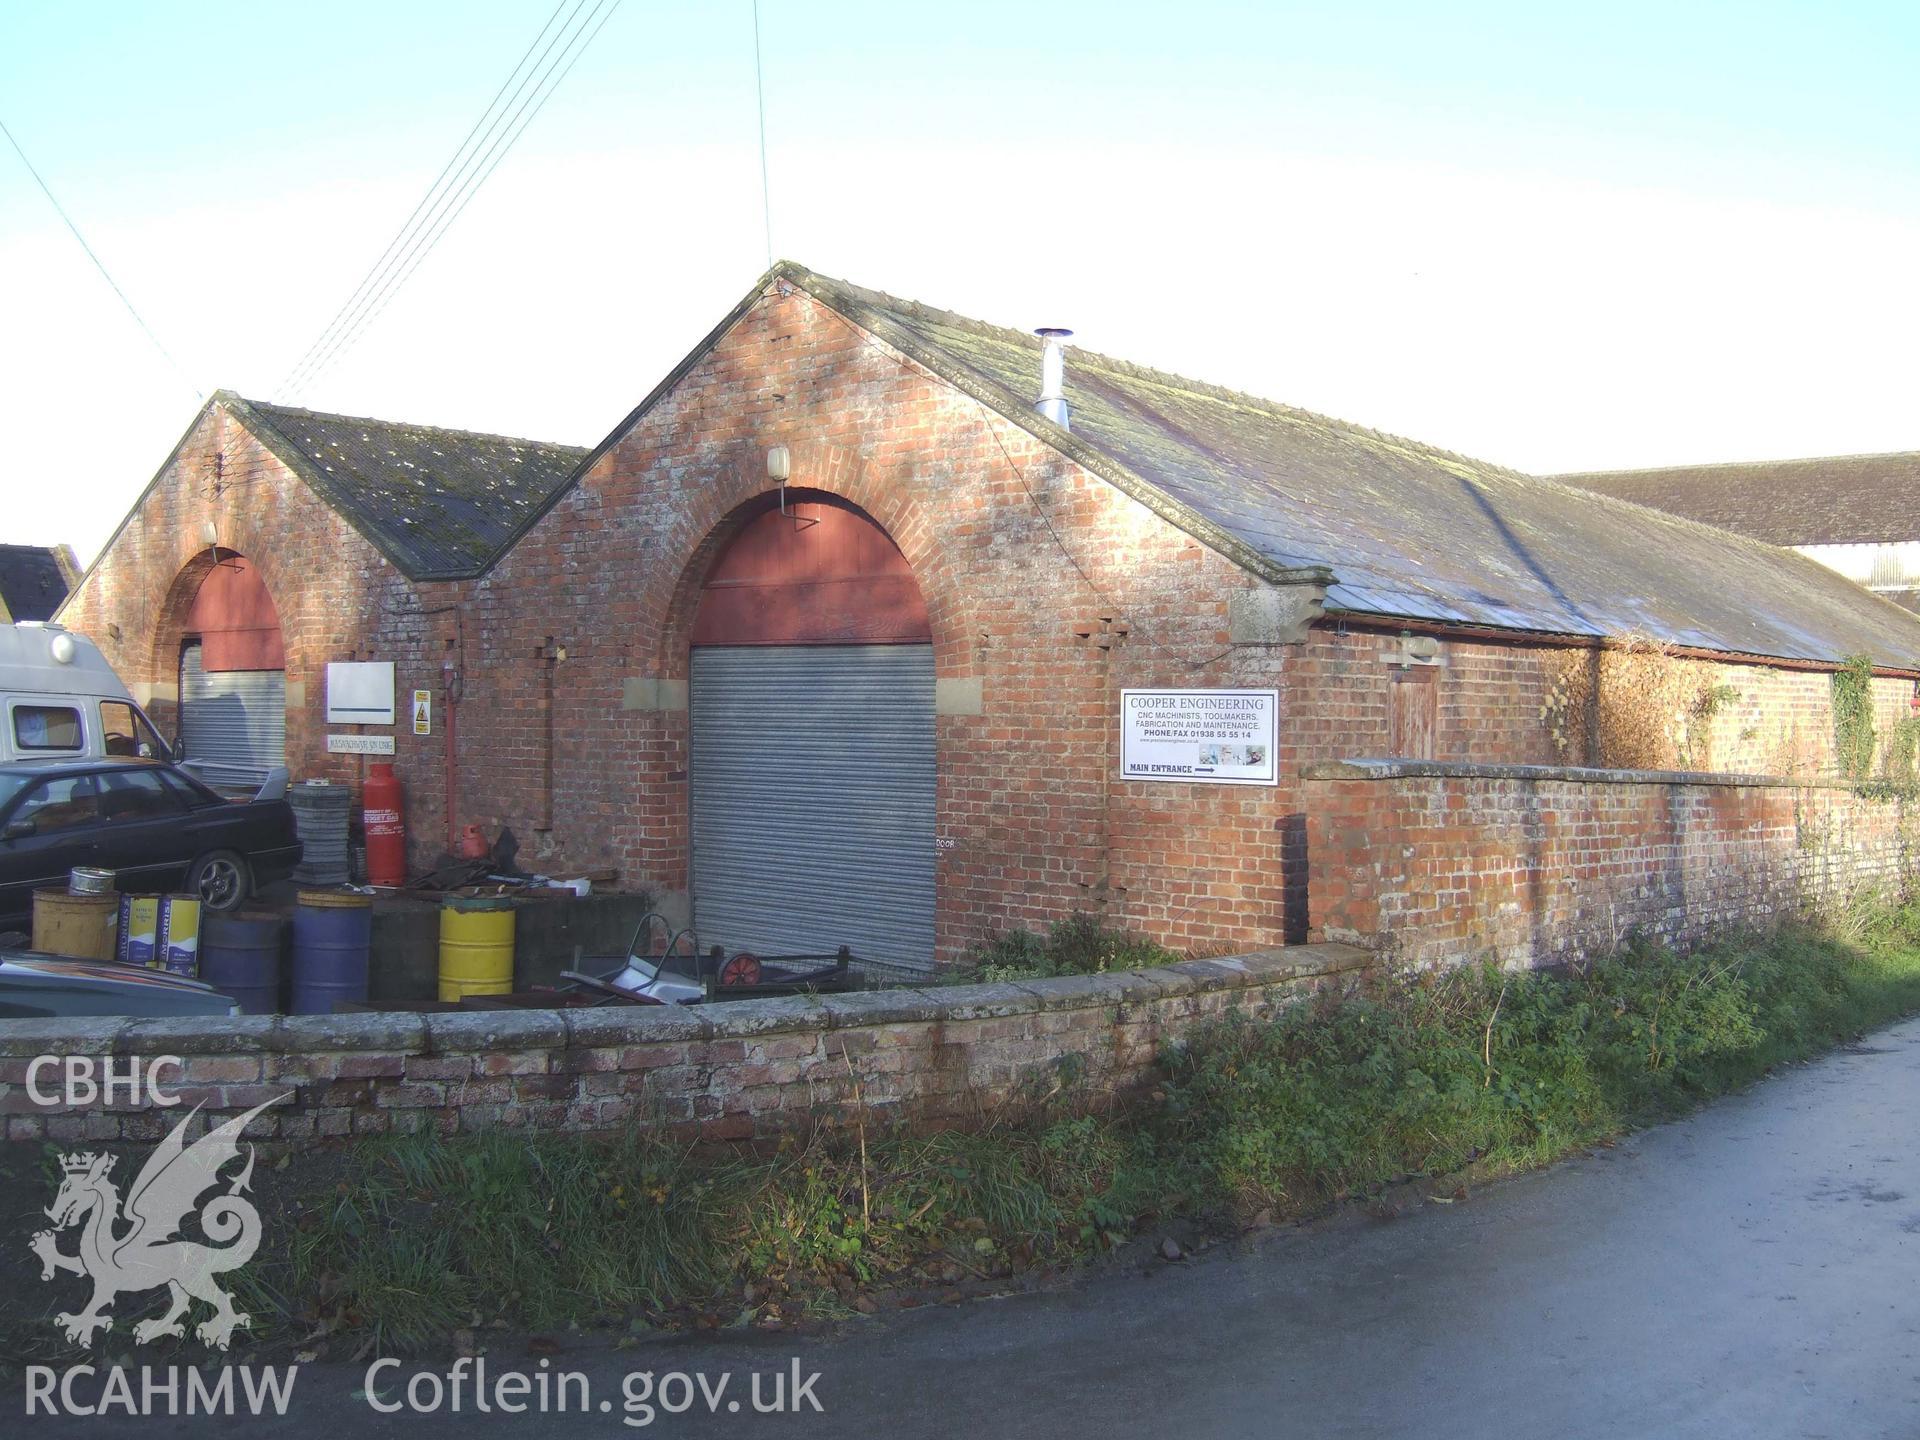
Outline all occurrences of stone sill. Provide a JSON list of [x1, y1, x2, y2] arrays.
[[1304, 757, 1878, 793], [0, 944, 1372, 1058]]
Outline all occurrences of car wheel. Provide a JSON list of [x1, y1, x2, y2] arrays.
[[186, 851, 251, 912]]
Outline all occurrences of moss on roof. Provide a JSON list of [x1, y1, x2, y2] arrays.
[[229, 395, 588, 580]]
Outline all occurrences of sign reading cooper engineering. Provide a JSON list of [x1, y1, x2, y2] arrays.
[[1120, 688, 1278, 785]]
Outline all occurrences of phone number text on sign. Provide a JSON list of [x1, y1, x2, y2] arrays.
[[1120, 688, 1278, 786]]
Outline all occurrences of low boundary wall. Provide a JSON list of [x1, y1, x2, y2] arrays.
[[0, 945, 1369, 1145], [1305, 759, 1919, 969]]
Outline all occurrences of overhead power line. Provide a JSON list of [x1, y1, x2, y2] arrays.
[[0, 114, 203, 403], [278, 0, 623, 399], [276, 0, 579, 396], [752, 0, 774, 271]]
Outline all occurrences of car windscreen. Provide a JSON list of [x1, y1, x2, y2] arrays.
[[100, 701, 169, 760], [0, 772, 34, 815]]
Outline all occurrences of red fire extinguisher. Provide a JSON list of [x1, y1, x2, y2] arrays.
[[363, 762, 407, 887]]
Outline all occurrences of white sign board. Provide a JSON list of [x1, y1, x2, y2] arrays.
[[411, 689, 432, 736], [1120, 688, 1278, 786], [326, 733, 396, 755], [326, 661, 396, 725]]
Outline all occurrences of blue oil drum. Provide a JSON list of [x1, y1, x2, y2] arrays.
[[290, 890, 374, 1014], [198, 910, 287, 1015]]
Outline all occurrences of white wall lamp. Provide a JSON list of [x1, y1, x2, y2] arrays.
[[767, 443, 814, 529], [200, 518, 219, 550], [768, 443, 792, 517]]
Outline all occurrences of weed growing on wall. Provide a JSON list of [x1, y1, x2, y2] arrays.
[[1542, 634, 1740, 770], [1764, 718, 1821, 779], [966, 914, 1181, 981], [1884, 717, 1920, 787]]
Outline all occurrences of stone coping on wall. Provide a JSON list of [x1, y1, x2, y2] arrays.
[[0, 945, 1370, 1061], [1, 945, 1376, 1145], [1303, 757, 1867, 792]]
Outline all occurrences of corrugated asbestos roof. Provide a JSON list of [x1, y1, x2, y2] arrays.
[[229, 395, 588, 580], [771, 265, 1920, 669], [0, 545, 75, 622], [1555, 452, 1920, 548]]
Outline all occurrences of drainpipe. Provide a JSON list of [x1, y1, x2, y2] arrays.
[[443, 617, 464, 853], [538, 637, 556, 832]]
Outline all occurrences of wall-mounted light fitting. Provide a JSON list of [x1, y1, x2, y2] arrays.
[[766, 444, 814, 528]]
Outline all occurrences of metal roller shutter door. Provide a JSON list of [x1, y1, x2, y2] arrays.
[[179, 642, 287, 787], [691, 644, 935, 973]]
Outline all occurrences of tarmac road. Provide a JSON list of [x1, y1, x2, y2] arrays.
[[13, 1014, 1920, 1439]]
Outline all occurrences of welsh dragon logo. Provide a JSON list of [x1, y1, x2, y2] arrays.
[[28, 1095, 285, 1349]]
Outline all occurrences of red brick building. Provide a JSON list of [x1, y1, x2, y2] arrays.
[[56, 393, 582, 836], [59, 263, 1920, 970]]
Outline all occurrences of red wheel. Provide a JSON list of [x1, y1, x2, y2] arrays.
[[719, 952, 762, 988]]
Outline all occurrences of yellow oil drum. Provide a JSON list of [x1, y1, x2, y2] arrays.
[[438, 896, 516, 1001], [32, 889, 118, 960]]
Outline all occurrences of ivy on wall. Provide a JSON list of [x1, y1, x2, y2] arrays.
[[1831, 654, 1878, 782]]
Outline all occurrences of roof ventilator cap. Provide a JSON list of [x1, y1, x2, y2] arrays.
[[1034, 327, 1073, 430]]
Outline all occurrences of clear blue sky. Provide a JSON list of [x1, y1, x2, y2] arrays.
[[4, 1, 1918, 558]]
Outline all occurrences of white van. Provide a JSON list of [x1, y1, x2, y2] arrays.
[[0, 622, 171, 764]]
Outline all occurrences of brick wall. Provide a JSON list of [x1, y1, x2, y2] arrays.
[[437, 282, 1920, 961], [1305, 759, 1920, 969], [51, 279, 1920, 966], [58, 405, 469, 861], [454, 282, 1333, 959], [0, 945, 1368, 1145]]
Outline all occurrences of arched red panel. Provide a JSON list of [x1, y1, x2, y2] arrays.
[[183, 553, 285, 671], [691, 492, 932, 646]]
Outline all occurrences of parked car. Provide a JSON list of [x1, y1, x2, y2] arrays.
[[0, 758, 301, 932]]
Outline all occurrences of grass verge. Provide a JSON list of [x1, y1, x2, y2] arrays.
[[8, 901, 1920, 1363]]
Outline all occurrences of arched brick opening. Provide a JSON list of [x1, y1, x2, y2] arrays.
[[144, 550, 227, 741], [646, 444, 981, 684], [627, 461, 962, 971], [689, 489, 931, 646], [146, 549, 288, 776]]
